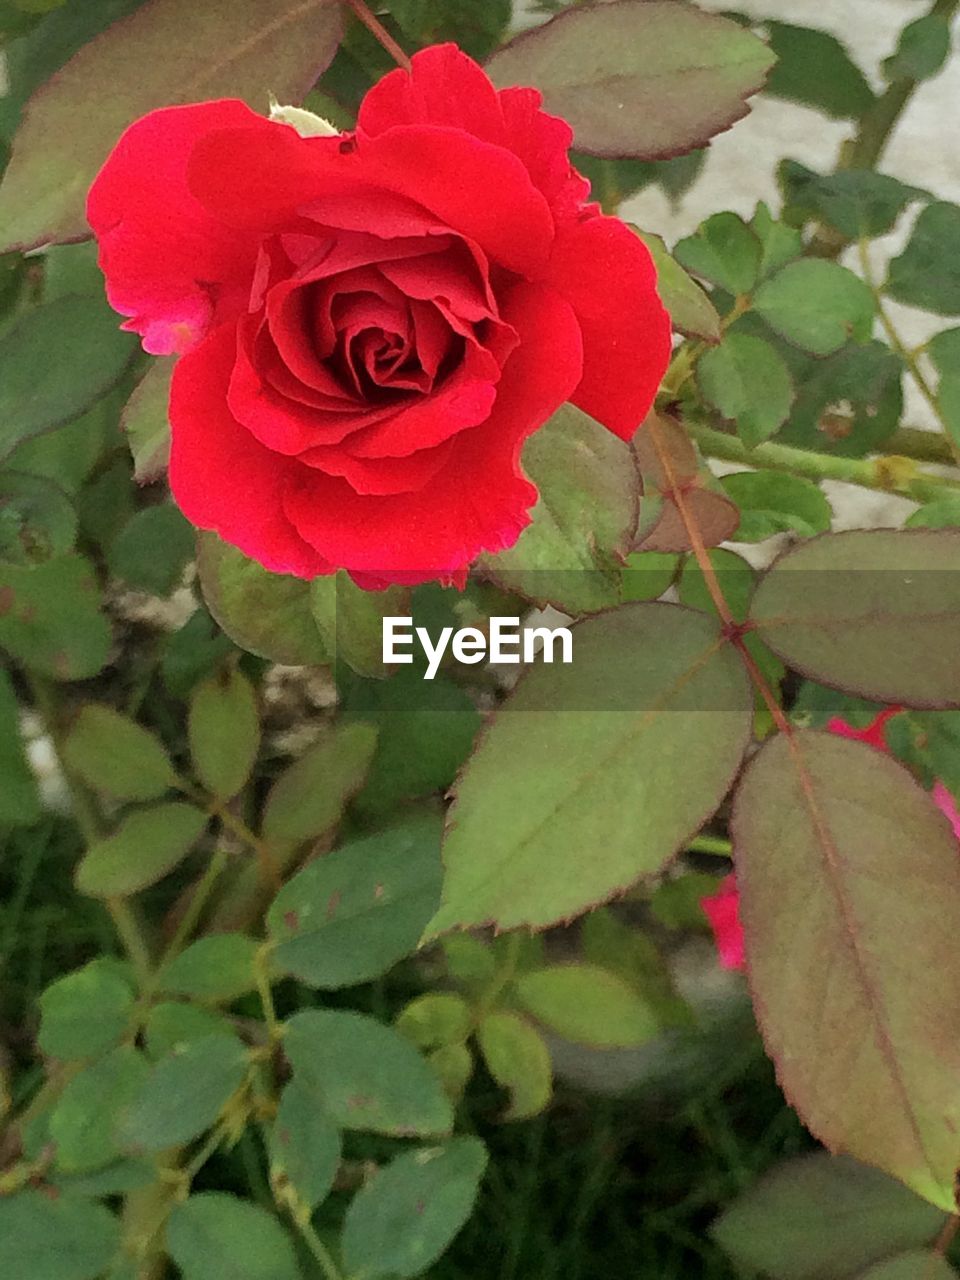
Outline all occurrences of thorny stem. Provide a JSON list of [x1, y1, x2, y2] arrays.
[[648, 415, 735, 630], [858, 237, 960, 466], [685, 419, 960, 505], [649, 414, 791, 737], [808, 0, 960, 258], [177, 777, 281, 891], [344, 0, 412, 71]]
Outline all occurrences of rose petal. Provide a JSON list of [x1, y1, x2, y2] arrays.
[[188, 121, 554, 276], [358, 43, 507, 144], [282, 280, 582, 579], [87, 100, 268, 353], [168, 325, 331, 577], [541, 215, 671, 440], [497, 85, 593, 225]]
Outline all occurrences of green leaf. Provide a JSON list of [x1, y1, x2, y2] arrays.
[[269, 1078, 341, 1215], [396, 994, 472, 1051], [0, 470, 76, 566], [342, 1138, 487, 1280], [197, 531, 328, 666], [477, 1011, 552, 1121], [428, 1042, 474, 1099], [515, 963, 659, 1048], [477, 403, 639, 614], [0, 0, 144, 141], [620, 551, 679, 602], [166, 1193, 301, 1280], [121, 1033, 249, 1153], [75, 801, 208, 897], [698, 333, 795, 447], [0, 552, 111, 680], [0, 297, 135, 459], [142, 1001, 234, 1061], [751, 201, 803, 279], [49, 1045, 150, 1173], [348, 669, 481, 818], [720, 472, 831, 542], [748, 530, 960, 707], [108, 503, 194, 595], [161, 606, 237, 699], [859, 1254, 957, 1279], [121, 358, 172, 483], [712, 1151, 947, 1280], [883, 14, 951, 83], [778, 340, 904, 458], [580, 908, 692, 1027], [0, 666, 41, 824], [733, 730, 960, 1211], [0, 1191, 121, 1280], [310, 573, 410, 677], [268, 815, 441, 988], [427, 603, 752, 933], [927, 327, 960, 448], [158, 934, 259, 1003], [38, 958, 134, 1060], [887, 202, 960, 315], [284, 1009, 453, 1137], [63, 703, 177, 800], [261, 721, 377, 845], [5, 379, 120, 495], [906, 495, 960, 530], [674, 213, 762, 296], [188, 667, 260, 800], [636, 231, 721, 342], [387, 0, 509, 60], [486, 1, 774, 159], [76, 456, 134, 553], [50, 1157, 155, 1199], [779, 161, 927, 240], [0, 0, 344, 250], [763, 22, 875, 119], [753, 260, 874, 355]]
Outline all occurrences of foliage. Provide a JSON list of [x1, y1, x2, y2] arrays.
[[2, 2, 960, 1279]]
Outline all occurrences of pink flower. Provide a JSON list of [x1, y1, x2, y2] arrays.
[[933, 781, 960, 840], [700, 874, 744, 971], [701, 706, 959, 970]]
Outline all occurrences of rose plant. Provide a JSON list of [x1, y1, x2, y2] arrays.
[[1, 1, 960, 1278]]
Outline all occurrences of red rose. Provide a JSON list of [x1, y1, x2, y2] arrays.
[[88, 44, 671, 586]]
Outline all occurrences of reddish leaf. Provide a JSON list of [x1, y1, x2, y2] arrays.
[[733, 729, 960, 1210], [486, 0, 775, 160]]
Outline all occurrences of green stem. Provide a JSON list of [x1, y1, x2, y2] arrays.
[[687, 834, 733, 858], [859, 237, 960, 465], [254, 945, 280, 1043], [687, 419, 960, 504], [294, 1217, 345, 1280], [25, 673, 154, 983], [107, 897, 153, 988], [809, 0, 960, 257]]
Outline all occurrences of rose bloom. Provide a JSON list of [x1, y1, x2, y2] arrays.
[[88, 44, 671, 587], [701, 707, 960, 971]]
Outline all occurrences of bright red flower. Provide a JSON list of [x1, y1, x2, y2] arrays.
[[87, 45, 671, 586]]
